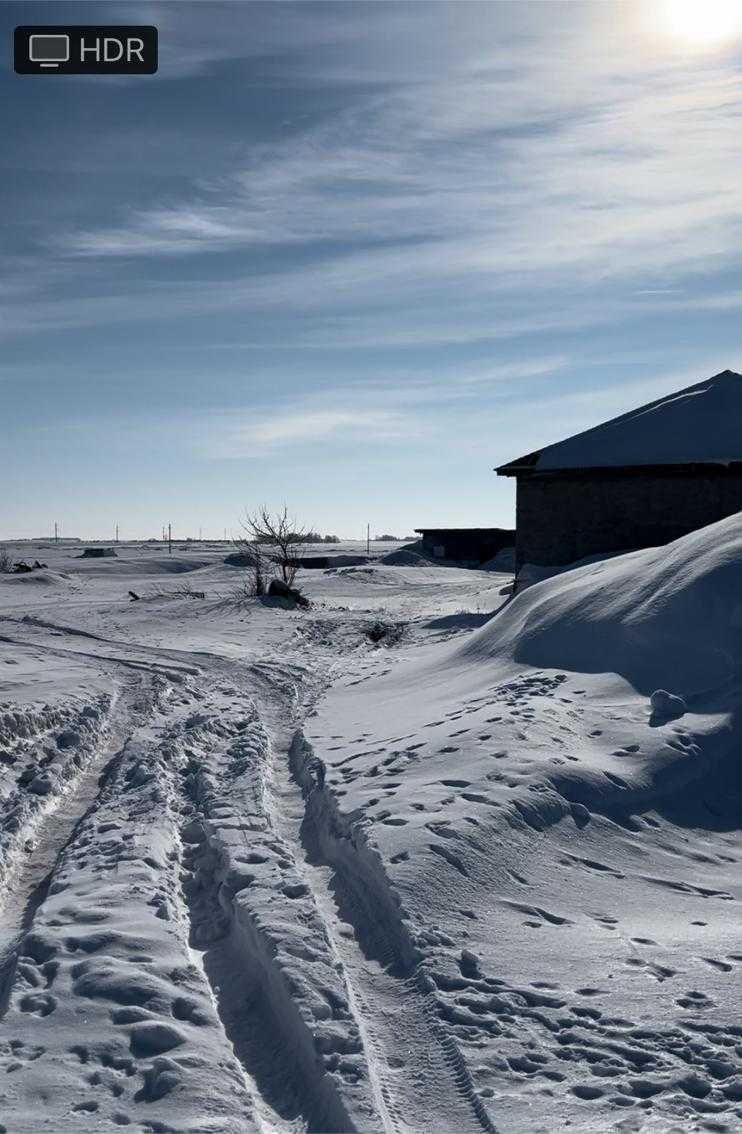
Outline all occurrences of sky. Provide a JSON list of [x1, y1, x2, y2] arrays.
[[3, 0, 742, 540]]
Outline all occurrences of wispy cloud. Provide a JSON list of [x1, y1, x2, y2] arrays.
[[20, 11, 737, 360], [225, 407, 409, 453], [54, 21, 742, 289]]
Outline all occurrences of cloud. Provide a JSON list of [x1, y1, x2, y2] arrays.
[[53, 13, 742, 289], [206, 405, 415, 458], [7, 2, 742, 358], [177, 352, 571, 459], [107, 1, 373, 80]]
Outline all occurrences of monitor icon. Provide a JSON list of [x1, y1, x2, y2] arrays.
[[28, 33, 70, 68], [15, 25, 157, 75]]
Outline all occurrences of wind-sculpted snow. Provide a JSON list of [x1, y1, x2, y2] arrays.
[[463, 510, 742, 695]]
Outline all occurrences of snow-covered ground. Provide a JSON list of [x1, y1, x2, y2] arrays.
[[0, 527, 739, 1132]]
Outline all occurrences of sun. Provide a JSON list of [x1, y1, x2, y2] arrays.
[[662, 0, 742, 45]]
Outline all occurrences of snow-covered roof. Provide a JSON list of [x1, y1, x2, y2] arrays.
[[497, 369, 742, 475]]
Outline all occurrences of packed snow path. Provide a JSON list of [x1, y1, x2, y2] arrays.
[[0, 606, 498, 1132], [0, 535, 740, 1131]]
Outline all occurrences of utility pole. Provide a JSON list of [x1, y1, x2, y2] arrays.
[[198, 526, 202, 542], [54, 521, 58, 544], [115, 523, 119, 544], [366, 523, 370, 555], [168, 523, 172, 555]]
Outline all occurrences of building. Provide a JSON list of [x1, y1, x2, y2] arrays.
[[496, 369, 742, 570], [414, 527, 515, 563]]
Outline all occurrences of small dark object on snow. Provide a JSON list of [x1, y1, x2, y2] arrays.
[[267, 578, 309, 608], [80, 547, 117, 558], [366, 619, 405, 645], [129, 590, 141, 601], [33, 560, 47, 569], [56, 730, 80, 750], [12, 561, 33, 573]]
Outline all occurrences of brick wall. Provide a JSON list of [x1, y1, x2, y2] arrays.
[[515, 469, 742, 569]]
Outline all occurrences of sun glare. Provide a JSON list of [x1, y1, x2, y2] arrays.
[[662, 0, 742, 46]]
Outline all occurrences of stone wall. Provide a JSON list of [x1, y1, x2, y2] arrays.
[[515, 468, 742, 569]]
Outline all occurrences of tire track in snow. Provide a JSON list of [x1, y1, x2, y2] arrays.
[[0, 679, 143, 1019], [262, 727, 401, 1134], [265, 723, 497, 1134], [175, 702, 370, 1134], [0, 628, 201, 683]]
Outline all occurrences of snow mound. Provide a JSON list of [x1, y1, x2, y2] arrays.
[[76, 555, 213, 577], [481, 546, 515, 573], [330, 565, 406, 583], [1, 570, 74, 587], [380, 547, 427, 566], [462, 511, 742, 694]]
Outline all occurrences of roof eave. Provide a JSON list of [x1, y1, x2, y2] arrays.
[[495, 459, 742, 478], [494, 464, 527, 477]]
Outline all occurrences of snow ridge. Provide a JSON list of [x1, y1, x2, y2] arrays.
[[292, 730, 499, 1134]]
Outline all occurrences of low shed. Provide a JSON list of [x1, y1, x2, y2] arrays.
[[414, 527, 515, 563], [496, 369, 742, 570]]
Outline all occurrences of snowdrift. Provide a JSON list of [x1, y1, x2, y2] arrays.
[[0, 570, 75, 587], [462, 511, 742, 695], [73, 555, 214, 576]]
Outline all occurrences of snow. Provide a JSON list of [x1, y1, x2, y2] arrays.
[[464, 510, 742, 694], [519, 369, 742, 470], [0, 524, 740, 1131]]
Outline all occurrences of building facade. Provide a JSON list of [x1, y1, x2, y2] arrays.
[[497, 370, 742, 570]]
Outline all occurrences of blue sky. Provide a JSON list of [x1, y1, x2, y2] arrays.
[[3, 0, 742, 539]]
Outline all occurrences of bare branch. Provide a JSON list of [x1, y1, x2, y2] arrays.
[[237, 505, 309, 588]]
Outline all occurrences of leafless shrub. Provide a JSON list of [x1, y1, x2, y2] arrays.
[[236, 541, 268, 596], [0, 549, 12, 574], [237, 506, 308, 589]]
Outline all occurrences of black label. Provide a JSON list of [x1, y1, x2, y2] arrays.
[[14, 26, 158, 74]]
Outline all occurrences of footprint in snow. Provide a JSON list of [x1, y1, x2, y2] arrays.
[[701, 957, 733, 972], [571, 1084, 605, 1101], [19, 992, 57, 1016], [676, 990, 715, 1009]]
